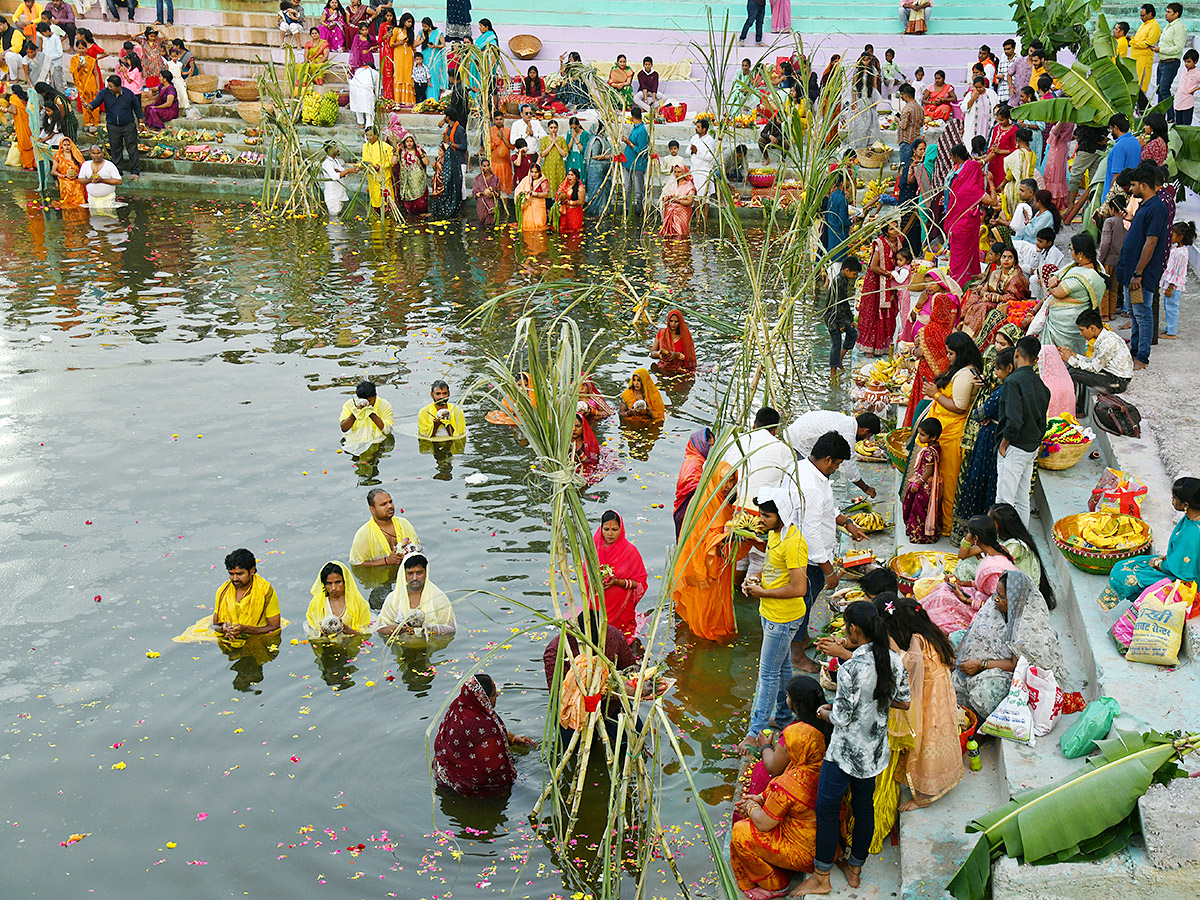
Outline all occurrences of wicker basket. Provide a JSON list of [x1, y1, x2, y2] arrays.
[[187, 90, 214, 105], [187, 74, 219, 94], [236, 101, 262, 125], [1037, 439, 1092, 470], [856, 146, 891, 168], [883, 427, 912, 473], [224, 79, 260, 102], [1052, 513, 1152, 575], [508, 34, 542, 60]]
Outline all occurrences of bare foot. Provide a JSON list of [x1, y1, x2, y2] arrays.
[[835, 858, 862, 888], [899, 798, 931, 811], [745, 888, 788, 900], [789, 873, 832, 896], [794, 655, 821, 674]]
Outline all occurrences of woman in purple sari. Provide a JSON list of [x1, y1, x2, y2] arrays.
[[318, 0, 348, 52], [145, 70, 180, 129], [943, 143, 986, 286]]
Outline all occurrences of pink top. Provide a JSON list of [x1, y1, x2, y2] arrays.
[[1163, 244, 1189, 289], [1175, 66, 1200, 111]]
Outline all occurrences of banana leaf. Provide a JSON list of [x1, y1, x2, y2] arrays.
[[1014, 98, 1110, 127], [946, 729, 1187, 900]]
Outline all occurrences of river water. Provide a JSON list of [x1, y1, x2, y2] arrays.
[[0, 193, 848, 899]]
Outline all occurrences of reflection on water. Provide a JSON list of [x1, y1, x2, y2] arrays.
[[0, 190, 850, 899]]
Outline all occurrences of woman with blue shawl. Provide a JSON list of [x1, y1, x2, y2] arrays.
[[585, 121, 615, 217], [1108, 478, 1200, 604], [468, 18, 498, 92], [420, 17, 447, 100]]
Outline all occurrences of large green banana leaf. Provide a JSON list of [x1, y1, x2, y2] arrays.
[[1014, 98, 1109, 127], [1170, 125, 1200, 190], [1052, 58, 1135, 122], [946, 730, 1186, 900]]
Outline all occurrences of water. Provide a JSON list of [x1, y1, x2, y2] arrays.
[[0, 192, 842, 899]]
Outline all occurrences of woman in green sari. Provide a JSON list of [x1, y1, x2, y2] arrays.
[[1039, 233, 1106, 355], [1108, 477, 1200, 604]]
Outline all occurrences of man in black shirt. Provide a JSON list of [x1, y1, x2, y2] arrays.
[[89, 75, 142, 178], [995, 336, 1050, 525]]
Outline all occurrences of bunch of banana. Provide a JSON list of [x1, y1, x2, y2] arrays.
[[851, 511, 888, 532], [1070, 513, 1147, 551], [729, 511, 765, 534], [862, 178, 888, 205]]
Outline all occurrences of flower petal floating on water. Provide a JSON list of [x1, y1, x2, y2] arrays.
[[196, 813, 208, 821], [60, 833, 90, 846], [111, 762, 126, 770]]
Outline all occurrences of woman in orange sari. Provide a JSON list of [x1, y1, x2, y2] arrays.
[[618, 368, 665, 422], [671, 457, 736, 641], [673, 427, 712, 537], [10, 85, 35, 170], [731, 676, 828, 897], [515, 163, 550, 231], [651, 308, 697, 374], [50, 137, 86, 206], [921, 70, 957, 121], [70, 42, 101, 131], [390, 11, 416, 105]]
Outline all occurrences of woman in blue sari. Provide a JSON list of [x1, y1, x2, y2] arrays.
[[420, 18, 447, 100], [468, 18, 498, 92], [1108, 477, 1200, 603], [585, 122, 615, 217]]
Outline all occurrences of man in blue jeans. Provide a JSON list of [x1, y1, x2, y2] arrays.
[[1116, 161, 1169, 368], [737, 488, 809, 756], [739, 0, 766, 46]]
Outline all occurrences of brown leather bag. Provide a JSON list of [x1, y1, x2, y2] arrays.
[[1093, 393, 1141, 438]]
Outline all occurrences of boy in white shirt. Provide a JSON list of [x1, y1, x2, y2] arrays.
[[658, 139, 682, 175], [321, 142, 355, 216]]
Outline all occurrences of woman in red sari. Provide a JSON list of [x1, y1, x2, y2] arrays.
[[857, 218, 904, 356], [921, 70, 957, 121], [673, 427, 712, 537], [594, 510, 648, 642], [984, 104, 1016, 193], [571, 411, 599, 469], [433, 674, 533, 796], [651, 308, 697, 374], [556, 168, 586, 234], [904, 285, 958, 426], [944, 144, 986, 286], [375, 8, 396, 102]]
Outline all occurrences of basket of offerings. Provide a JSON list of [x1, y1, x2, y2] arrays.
[[855, 437, 888, 463], [836, 549, 878, 579], [1038, 415, 1095, 471], [747, 167, 776, 189], [882, 427, 911, 472], [508, 34, 542, 60], [1053, 512, 1152, 575], [958, 707, 978, 753], [856, 142, 891, 168], [889, 550, 959, 589]]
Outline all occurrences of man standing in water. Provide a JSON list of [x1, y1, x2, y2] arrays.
[[416, 380, 466, 439], [349, 489, 419, 569], [212, 549, 281, 638], [377, 553, 457, 637], [339, 379, 394, 456]]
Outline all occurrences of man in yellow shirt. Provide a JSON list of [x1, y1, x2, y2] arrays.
[[1027, 48, 1048, 88], [737, 486, 808, 755], [416, 379, 466, 440], [339, 380, 394, 456], [1113, 20, 1131, 59], [13, 0, 42, 38], [1130, 4, 1162, 95], [212, 548, 281, 637]]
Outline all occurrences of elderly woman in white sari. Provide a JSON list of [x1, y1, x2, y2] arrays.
[[952, 570, 1064, 719]]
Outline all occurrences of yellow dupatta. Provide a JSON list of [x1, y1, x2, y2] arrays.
[[174, 574, 288, 643], [416, 401, 467, 439], [305, 561, 371, 636], [348, 516, 419, 565], [620, 368, 666, 420]]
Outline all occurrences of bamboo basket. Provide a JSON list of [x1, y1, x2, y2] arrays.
[[236, 102, 262, 125], [188, 74, 219, 94], [856, 146, 891, 168], [187, 90, 213, 104], [224, 79, 260, 102], [883, 426, 912, 473], [508, 34, 542, 60], [1037, 439, 1091, 470], [1052, 513, 1152, 575]]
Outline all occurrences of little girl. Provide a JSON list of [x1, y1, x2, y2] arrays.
[[1161, 220, 1195, 339], [902, 417, 942, 543], [891, 246, 914, 342]]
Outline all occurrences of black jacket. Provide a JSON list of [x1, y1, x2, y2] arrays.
[[999, 365, 1050, 452]]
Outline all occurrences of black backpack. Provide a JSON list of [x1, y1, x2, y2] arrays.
[[1093, 393, 1141, 438]]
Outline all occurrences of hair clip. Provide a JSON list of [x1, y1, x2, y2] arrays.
[[884, 601, 895, 615]]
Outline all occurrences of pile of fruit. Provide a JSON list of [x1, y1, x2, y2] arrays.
[[173, 128, 223, 142], [729, 510, 766, 537], [412, 98, 446, 114], [749, 167, 776, 176], [301, 89, 340, 126], [862, 178, 889, 205], [856, 438, 887, 461], [1066, 513, 1149, 552], [850, 510, 888, 532], [1042, 415, 1095, 449]]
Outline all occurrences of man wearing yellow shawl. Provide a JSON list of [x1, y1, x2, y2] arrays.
[[361, 125, 395, 211], [306, 561, 372, 638], [175, 549, 286, 644], [416, 379, 467, 439], [377, 553, 456, 637], [349, 489, 419, 568], [618, 367, 666, 421], [340, 380, 394, 456], [1130, 5, 1162, 93]]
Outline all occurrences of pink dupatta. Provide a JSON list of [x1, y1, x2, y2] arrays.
[[593, 512, 648, 640]]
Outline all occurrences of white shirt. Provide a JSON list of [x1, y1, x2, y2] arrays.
[[785, 411, 863, 485], [688, 132, 717, 174], [720, 428, 797, 511], [796, 457, 838, 565], [1067, 327, 1134, 380], [348, 66, 378, 114], [509, 117, 546, 148], [78, 159, 121, 200], [321, 156, 349, 202]]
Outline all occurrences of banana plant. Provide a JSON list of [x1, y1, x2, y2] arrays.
[[1010, 0, 1102, 58]]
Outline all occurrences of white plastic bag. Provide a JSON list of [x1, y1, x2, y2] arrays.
[[981, 657, 1035, 745], [1025, 663, 1062, 737]]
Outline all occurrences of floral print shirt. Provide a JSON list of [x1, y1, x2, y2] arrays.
[[827, 645, 911, 778]]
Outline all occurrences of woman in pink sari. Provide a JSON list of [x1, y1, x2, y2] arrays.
[[918, 515, 1014, 636], [944, 144, 986, 286], [1043, 121, 1074, 209], [983, 105, 1017, 193], [659, 163, 695, 236], [594, 510, 648, 642], [902, 418, 943, 543], [771, 0, 791, 32], [857, 218, 903, 356], [318, 0, 348, 52]]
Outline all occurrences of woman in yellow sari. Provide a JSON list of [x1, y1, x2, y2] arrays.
[[1000, 127, 1036, 219], [305, 561, 372, 638], [70, 43, 101, 131], [731, 676, 828, 897], [671, 459, 736, 642], [618, 368, 665, 421], [360, 126, 395, 212], [515, 163, 550, 231], [391, 11, 416, 105], [918, 332, 984, 534], [51, 137, 86, 207]]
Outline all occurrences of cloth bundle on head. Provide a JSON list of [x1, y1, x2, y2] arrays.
[[755, 484, 804, 535]]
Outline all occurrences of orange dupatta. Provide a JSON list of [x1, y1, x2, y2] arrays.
[[671, 461, 736, 642], [620, 368, 665, 420]]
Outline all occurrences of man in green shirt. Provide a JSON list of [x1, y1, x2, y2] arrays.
[[1155, 2, 1188, 110]]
